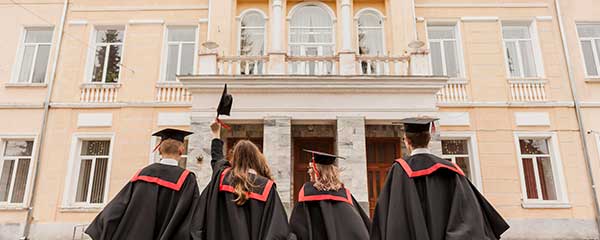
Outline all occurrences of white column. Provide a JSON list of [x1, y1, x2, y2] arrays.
[[340, 0, 353, 52], [263, 117, 292, 212], [336, 117, 369, 211], [198, 53, 218, 74], [270, 0, 283, 53]]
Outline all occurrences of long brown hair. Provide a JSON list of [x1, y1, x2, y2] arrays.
[[310, 163, 343, 191], [228, 140, 273, 205]]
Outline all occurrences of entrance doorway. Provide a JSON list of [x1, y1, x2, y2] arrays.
[[366, 138, 402, 216], [292, 138, 334, 203]]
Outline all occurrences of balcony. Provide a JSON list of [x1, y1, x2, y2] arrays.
[[80, 83, 120, 103], [509, 79, 547, 102]]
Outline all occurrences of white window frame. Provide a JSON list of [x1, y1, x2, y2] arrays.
[[440, 132, 482, 190], [11, 26, 54, 84], [500, 20, 545, 80], [425, 20, 467, 80], [287, 2, 337, 56], [575, 22, 600, 78], [85, 26, 126, 84], [513, 132, 569, 208], [0, 135, 38, 209], [159, 25, 199, 82], [354, 8, 386, 56], [62, 133, 114, 209], [237, 9, 267, 56]]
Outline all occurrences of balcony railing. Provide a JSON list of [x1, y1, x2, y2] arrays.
[[218, 56, 268, 75], [509, 79, 547, 102], [287, 56, 339, 75], [156, 83, 192, 103], [356, 55, 410, 75], [436, 80, 469, 103], [80, 83, 119, 103]]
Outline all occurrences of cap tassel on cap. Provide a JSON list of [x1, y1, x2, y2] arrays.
[[152, 139, 164, 153], [430, 121, 436, 135], [215, 117, 231, 130], [311, 153, 320, 179]]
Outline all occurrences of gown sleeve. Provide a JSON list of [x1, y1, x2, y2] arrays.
[[289, 202, 310, 240], [210, 138, 230, 172], [259, 184, 291, 240], [351, 195, 372, 232], [85, 182, 134, 240]]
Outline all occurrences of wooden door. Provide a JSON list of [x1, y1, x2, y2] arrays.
[[292, 138, 334, 203], [366, 138, 401, 216]]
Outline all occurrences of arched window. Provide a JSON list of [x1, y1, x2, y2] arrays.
[[289, 5, 335, 57], [357, 10, 384, 56], [239, 11, 266, 56]]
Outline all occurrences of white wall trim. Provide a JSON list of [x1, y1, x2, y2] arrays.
[[287, 1, 337, 21], [71, 5, 209, 12], [536, 16, 553, 21], [439, 132, 483, 190], [439, 101, 574, 107], [439, 112, 470, 126], [0, 134, 39, 208], [513, 132, 570, 208], [198, 18, 209, 24], [68, 20, 88, 25], [416, 3, 548, 8], [460, 16, 499, 22], [62, 132, 115, 208], [128, 19, 165, 25], [157, 112, 191, 126], [77, 113, 113, 127], [514, 112, 550, 126]]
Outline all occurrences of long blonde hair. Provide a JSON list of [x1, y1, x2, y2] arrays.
[[310, 163, 343, 191], [228, 140, 273, 205]]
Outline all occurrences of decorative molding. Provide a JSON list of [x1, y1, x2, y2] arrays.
[[514, 112, 550, 126], [536, 16, 553, 21], [67, 20, 88, 25], [77, 113, 113, 127], [461, 16, 499, 22], [4, 83, 48, 88], [71, 5, 209, 12], [439, 112, 470, 126], [416, 17, 425, 22], [50, 102, 191, 109], [438, 101, 574, 108], [128, 19, 165, 25], [157, 112, 191, 126], [0, 103, 45, 109], [198, 18, 209, 23], [415, 3, 548, 8]]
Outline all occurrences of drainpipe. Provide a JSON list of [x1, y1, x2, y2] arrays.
[[554, 0, 600, 235], [21, 0, 69, 239]]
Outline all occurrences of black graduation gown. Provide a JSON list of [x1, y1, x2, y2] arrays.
[[85, 162, 200, 240], [370, 153, 510, 240], [289, 182, 371, 240], [192, 138, 290, 240]]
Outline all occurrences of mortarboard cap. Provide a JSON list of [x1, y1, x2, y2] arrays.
[[152, 128, 193, 142], [217, 84, 233, 117], [399, 117, 439, 133], [303, 149, 345, 165]]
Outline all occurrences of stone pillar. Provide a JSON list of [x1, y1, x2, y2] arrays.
[[339, 0, 353, 52], [336, 117, 369, 211], [188, 116, 214, 189], [263, 117, 292, 211], [268, 0, 286, 75]]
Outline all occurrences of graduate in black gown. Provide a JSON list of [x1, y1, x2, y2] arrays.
[[370, 117, 510, 240], [86, 128, 200, 240], [289, 150, 370, 240], [192, 119, 289, 240]]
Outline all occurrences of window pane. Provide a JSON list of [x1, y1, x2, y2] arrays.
[[25, 28, 53, 43], [522, 158, 538, 199], [577, 24, 600, 38], [505, 41, 521, 77], [32, 45, 51, 83], [105, 45, 122, 83], [358, 13, 381, 28], [538, 157, 557, 200], [180, 44, 194, 75], [92, 46, 107, 82], [75, 159, 92, 202], [240, 28, 264, 56], [96, 29, 123, 43], [519, 139, 550, 155], [241, 13, 265, 27], [430, 42, 444, 75], [4, 141, 34, 157], [581, 40, 599, 76], [444, 41, 459, 77], [18, 46, 36, 83], [168, 27, 196, 42], [503, 25, 530, 39], [519, 41, 537, 77], [90, 158, 108, 203], [442, 140, 469, 155], [165, 44, 179, 81], [81, 140, 110, 156], [10, 158, 30, 203], [456, 156, 471, 180], [358, 28, 384, 55], [0, 160, 15, 202], [428, 26, 455, 39]]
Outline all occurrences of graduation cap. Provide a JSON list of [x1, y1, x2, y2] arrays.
[[399, 117, 439, 133], [303, 149, 345, 178], [215, 84, 233, 130], [152, 128, 193, 152]]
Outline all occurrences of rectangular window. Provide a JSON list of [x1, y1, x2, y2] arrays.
[[0, 140, 34, 204], [518, 138, 558, 201], [15, 28, 53, 83], [577, 24, 600, 77], [502, 23, 540, 78], [91, 28, 124, 83], [74, 140, 110, 204], [163, 27, 196, 82], [428, 24, 462, 78], [441, 139, 473, 181]]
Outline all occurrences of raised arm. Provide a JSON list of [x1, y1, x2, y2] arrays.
[[210, 121, 229, 171]]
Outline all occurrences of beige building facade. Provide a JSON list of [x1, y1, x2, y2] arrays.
[[1, 0, 599, 239]]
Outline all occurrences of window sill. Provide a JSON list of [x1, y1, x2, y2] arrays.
[[585, 77, 600, 83], [156, 81, 184, 87], [0, 205, 28, 211], [4, 83, 48, 88], [59, 205, 104, 212], [80, 83, 122, 89], [521, 201, 571, 209], [507, 77, 547, 83], [448, 77, 468, 84]]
